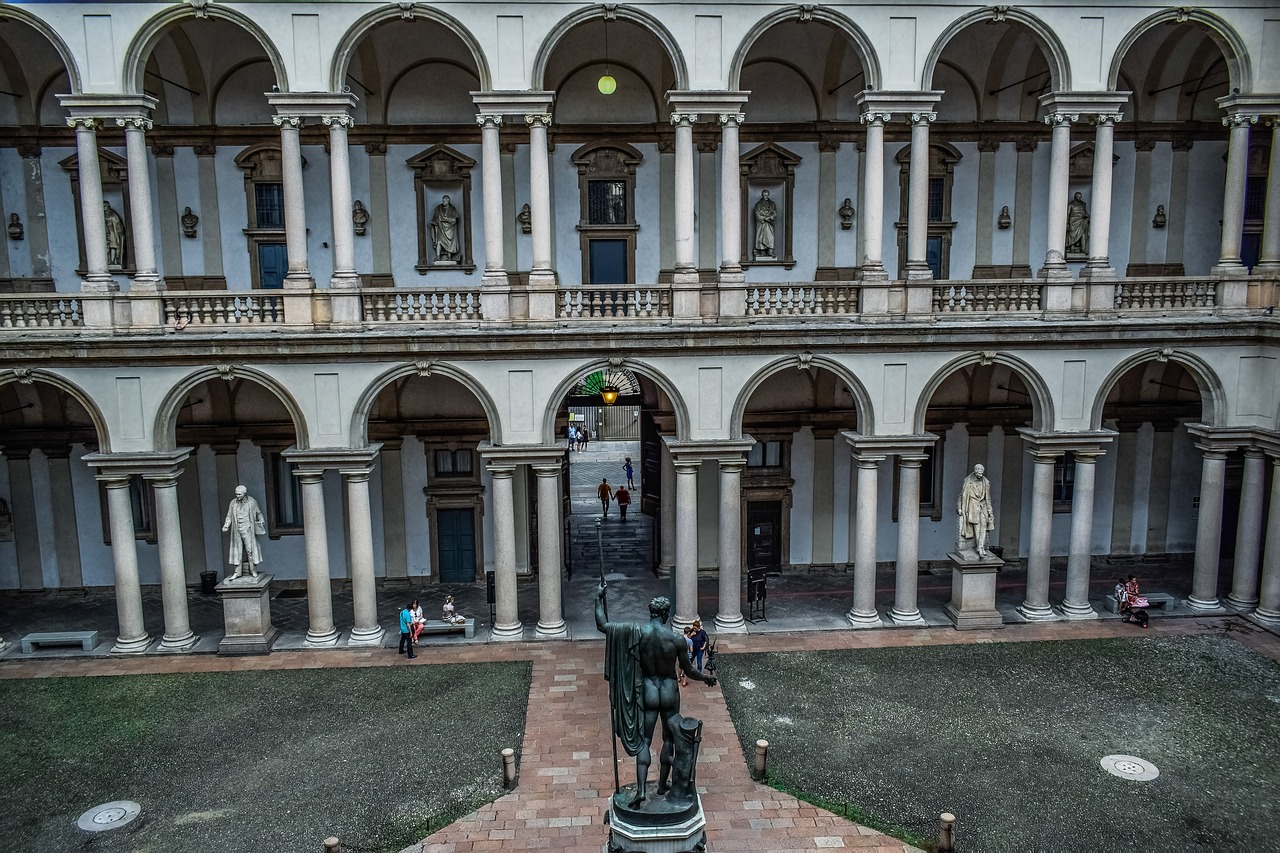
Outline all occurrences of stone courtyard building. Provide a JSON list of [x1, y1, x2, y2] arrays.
[[0, 0, 1277, 651]]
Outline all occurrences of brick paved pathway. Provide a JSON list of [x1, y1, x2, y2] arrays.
[[4, 615, 1275, 853]]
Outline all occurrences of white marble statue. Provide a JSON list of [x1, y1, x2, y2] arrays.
[[103, 201, 126, 267], [432, 195, 461, 262], [222, 485, 266, 579], [753, 190, 777, 258], [1065, 192, 1090, 255], [956, 464, 995, 559]]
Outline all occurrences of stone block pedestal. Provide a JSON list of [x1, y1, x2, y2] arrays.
[[943, 553, 1005, 630], [216, 572, 279, 655], [605, 789, 706, 853]]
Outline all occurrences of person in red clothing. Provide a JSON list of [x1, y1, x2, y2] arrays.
[[615, 485, 631, 521]]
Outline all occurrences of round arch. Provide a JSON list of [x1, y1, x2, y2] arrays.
[[1107, 9, 1251, 94], [349, 362, 504, 449], [730, 7, 881, 91], [329, 4, 491, 93], [0, 6, 82, 93], [1088, 349, 1225, 430], [913, 353, 1055, 434], [730, 356, 874, 439], [922, 8, 1071, 92], [532, 6, 689, 91], [0, 371, 111, 451], [541, 359, 691, 445], [152, 366, 309, 453], [122, 6, 289, 95]]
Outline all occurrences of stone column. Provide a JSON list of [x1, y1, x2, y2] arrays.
[[325, 114, 359, 288], [1253, 455, 1280, 624], [1061, 450, 1104, 619], [534, 463, 567, 638], [343, 467, 384, 645], [1082, 113, 1122, 280], [716, 457, 746, 632], [674, 458, 700, 628], [477, 115, 509, 320], [859, 112, 888, 280], [719, 113, 744, 278], [1227, 448, 1267, 609], [904, 112, 936, 280], [526, 114, 556, 311], [672, 113, 697, 274], [1213, 113, 1256, 276], [890, 454, 927, 625], [70, 117, 114, 290], [101, 475, 150, 653], [488, 464, 522, 638], [847, 451, 883, 626], [1254, 118, 1280, 271], [660, 442, 676, 574], [1188, 442, 1230, 611], [1018, 448, 1059, 620], [1040, 111, 1075, 278], [297, 471, 339, 646], [119, 116, 162, 290], [275, 115, 313, 287], [149, 472, 197, 650]]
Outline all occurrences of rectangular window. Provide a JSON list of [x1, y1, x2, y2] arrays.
[[747, 440, 783, 468], [927, 177, 945, 221], [435, 449, 473, 477], [270, 453, 303, 529], [588, 238, 628, 285], [1053, 452, 1075, 508], [254, 182, 285, 230], [587, 180, 628, 225]]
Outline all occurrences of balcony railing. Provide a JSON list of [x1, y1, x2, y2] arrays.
[[1115, 277, 1216, 310], [932, 281, 1043, 314], [0, 294, 85, 328], [558, 285, 671, 319], [746, 283, 860, 316], [165, 292, 283, 326], [362, 288, 482, 322]]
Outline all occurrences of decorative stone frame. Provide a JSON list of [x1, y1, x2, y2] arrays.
[[423, 439, 485, 583], [571, 141, 643, 284], [60, 148, 135, 277], [894, 142, 962, 279], [235, 143, 302, 291], [739, 142, 800, 269], [407, 144, 476, 274]]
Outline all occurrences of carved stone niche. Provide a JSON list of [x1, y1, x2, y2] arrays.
[[60, 149, 135, 277], [740, 143, 800, 269], [407, 144, 476, 274], [572, 141, 642, 285]]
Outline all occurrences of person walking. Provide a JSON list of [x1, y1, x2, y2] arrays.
[[689, 619, 709, 672], [567, 423, 578, 452], [615, 485, 631, 522], [398, 602, 417, 659], [624, 456, 635, 489], [598, 477, 614, 517], [581, 427, 591, 452]]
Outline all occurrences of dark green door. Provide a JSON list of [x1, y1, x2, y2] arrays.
[[437, 508, 476, 582]]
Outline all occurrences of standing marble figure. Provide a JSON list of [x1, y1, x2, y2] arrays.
[[432, 195, 461, 262], [103, 201, 126, 267], [956, 464, 995, 558], [222, 485, 266, 579], [753, 190, 777, 258], [596, 580, 716, 807]]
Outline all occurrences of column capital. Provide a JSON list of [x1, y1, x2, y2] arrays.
[[669, 112, 698, 126], [321, 114, 355, 128], [115, 116, 154, 131], [1217, 93, 1280, 121], [273, 115, 304, 128], [1044, 112, 1079, 127], [1038, 91, 1129, 121], [1222, 113, 1259, 128], [718, 112, 745, 126], [1091, 113, 1124, 126], [856, 90, 943, 121], [66, 116, 102, 131], [485, 462, 517, 478], [59, 93, 158, 127], [859, 111, 891, 126], [475, 113, 504, 128], [911, 112, 937, 124], [268, 91, 357, 122], [525, 113, 552, 127]]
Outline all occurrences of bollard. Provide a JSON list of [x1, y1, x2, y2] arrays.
[[323, 837, 340, 853], [502, 747, 517, 790], [938, 812, 956, 853], [753, 739, 769, 781]]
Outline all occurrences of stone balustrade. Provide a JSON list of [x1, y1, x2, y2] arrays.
[[558, 285, 671, 319], [746, 283, 860, 316]]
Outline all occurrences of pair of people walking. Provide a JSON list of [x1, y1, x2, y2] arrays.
[[598, 477, 632, 520]]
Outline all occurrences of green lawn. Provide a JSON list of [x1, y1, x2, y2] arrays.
[[717, 632, 1280, 852], [0, 662, 531, 853]]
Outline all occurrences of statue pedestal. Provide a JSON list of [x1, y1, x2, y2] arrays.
[[216, 572, 279, 655], [943, 553, 1005, 630], [605, 788, 706, 853]]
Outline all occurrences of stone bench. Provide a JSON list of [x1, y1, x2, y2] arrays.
[[417, 618, 475, 640], [1104, 592, 1176, 614], [21, 630, 99, 653]]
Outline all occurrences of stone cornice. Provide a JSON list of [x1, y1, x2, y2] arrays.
[[471, 90, 555, 117], [666, 90, 749, 117], [267, 92, 358, 120], [855, 90, 943, 120]]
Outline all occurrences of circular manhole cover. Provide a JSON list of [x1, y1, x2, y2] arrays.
[[76, 801, 142, 832], [1100, 754, 1160, 781]]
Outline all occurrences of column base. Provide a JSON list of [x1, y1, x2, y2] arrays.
[[1078, 262, 1116, 280], [1251, 607, 1280, 626], [845, 608, 883, 628], [1038, 263, 1071, 280], [491, 621, 524, 640], [158, 631, 199, 652], [347, 625, 386, 647], [111, 633, 152, 654], [714, 612, 748, 633], [284, 272, 316, 288], [535, 620, 569, 639], [1210, 261, 1249, 278], [303, 628, 341, 648], [1225, 594, 1260, 611], [81, 275, 119, 293], [1015, 601, 1058, 621], [1184, 595, 1228, 614], [888, 607, 927, 627], [1057, 601, 1099, 620], [904, 263, 934, 281]]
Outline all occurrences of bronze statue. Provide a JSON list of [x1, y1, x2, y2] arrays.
[[596, 580, 715, 808]]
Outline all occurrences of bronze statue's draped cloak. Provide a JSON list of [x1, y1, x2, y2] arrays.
[[602, 622, 645, 757]]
